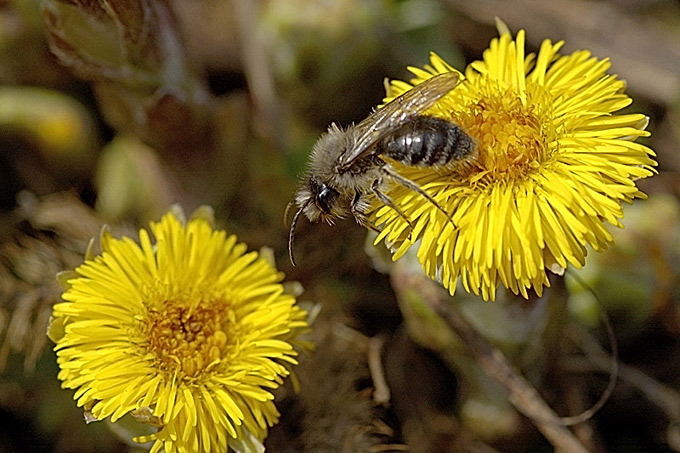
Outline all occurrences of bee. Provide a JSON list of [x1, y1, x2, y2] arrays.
[[288, 72, 475, 266]]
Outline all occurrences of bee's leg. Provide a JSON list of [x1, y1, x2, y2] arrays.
[[381, 165, 456, 228], [371, 179, 415, 239], [351, 191, 380, 233]]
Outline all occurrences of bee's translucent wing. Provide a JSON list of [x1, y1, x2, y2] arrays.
[[337, 72, 460, 169]]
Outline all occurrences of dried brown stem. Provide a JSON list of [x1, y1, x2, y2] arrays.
[[368, 335, 391, 405], [393, 270, 589, 453]]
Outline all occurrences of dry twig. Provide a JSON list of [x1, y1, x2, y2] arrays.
[[391, 268, 589, 453]]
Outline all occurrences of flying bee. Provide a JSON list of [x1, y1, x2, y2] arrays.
[[288, 72, 475, 266]]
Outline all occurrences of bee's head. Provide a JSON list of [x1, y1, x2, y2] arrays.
[[309, 177, 347, 222], [288, 176, 348, 266], [295, 176, 348, 224]]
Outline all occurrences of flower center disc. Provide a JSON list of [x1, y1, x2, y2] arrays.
[[143, 302, 230, 378], [455, 92, 552, 184]]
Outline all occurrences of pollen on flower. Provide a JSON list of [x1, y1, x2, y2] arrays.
[[142, 300, 232, 378], [454, 92, 553, 184]]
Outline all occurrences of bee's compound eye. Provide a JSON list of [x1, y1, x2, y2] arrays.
[[316, 184, 338, 214]]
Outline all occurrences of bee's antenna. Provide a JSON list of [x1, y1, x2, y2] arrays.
[[288, 201, 309, 267], [283, 201, 295, 227]]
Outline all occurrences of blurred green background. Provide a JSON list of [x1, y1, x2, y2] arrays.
[[1, 0, 680, 452]]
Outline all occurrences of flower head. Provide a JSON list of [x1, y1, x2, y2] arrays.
[[49, 208, 309, 452], [373, 24, 656, 301]]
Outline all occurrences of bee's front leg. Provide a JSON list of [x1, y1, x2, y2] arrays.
[[351, 191, 380, 233]]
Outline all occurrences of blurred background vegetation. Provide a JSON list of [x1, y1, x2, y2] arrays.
[[0, 0, 679, 451]]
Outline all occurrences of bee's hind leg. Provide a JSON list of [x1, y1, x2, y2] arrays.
[[381, 165, 456, 229], [351, 191, 381, 233], [370, 180, 415, 240]]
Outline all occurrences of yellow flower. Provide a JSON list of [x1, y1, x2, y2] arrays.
[[373, 24, 656, 301], [49, 208, 309, 452]]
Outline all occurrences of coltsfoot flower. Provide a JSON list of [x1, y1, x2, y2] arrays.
[[49, 207, 309, 452], [374, 23, 656, 301]]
